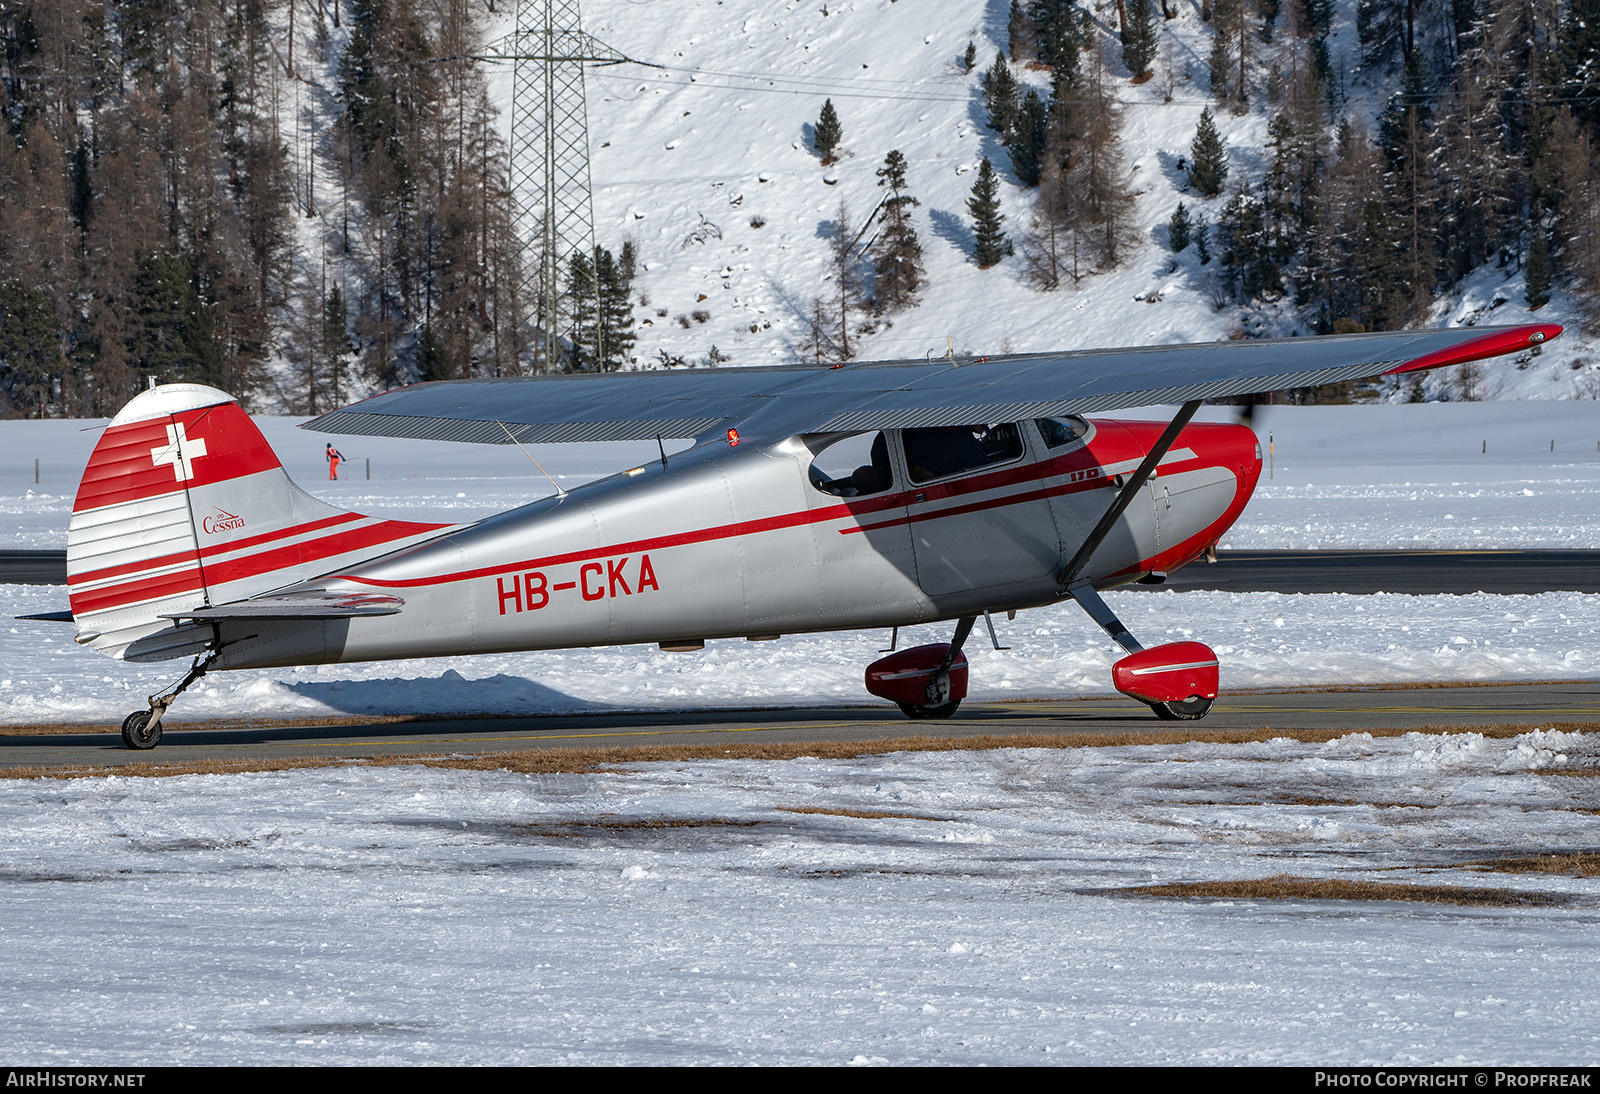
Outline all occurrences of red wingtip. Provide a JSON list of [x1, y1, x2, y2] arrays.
[[1385, 323, 1564, 375]]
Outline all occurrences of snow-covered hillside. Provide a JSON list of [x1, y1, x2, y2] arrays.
[[546, 0, 1593, 398]]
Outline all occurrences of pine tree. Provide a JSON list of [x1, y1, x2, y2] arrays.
[[0, 279, 59, 416], [567, 245, 636, 371], [982, 52, 1019, 140], [1187, 107, 1229, 197], [1169, 202, 1193, 252], [1356, 0, 1414, 69], [1034, 0, 1080, 74], [1563, 0, 1600, 137], [1377, 56, 1430, 166], [872, 150, 924, 309], [1526, 229, 1552, 309], [1544, 108, 1600, 323], [1007, 0, 1034, 61], [1208, 0, 1255, 110], [963, 40, 977, 72], [1009, 90, 1049, 186], [814, 99, 842, 161], [1121, 0, 1159, 78], [417, 322, 452, 381], [1219, 183, 1277, 300], [325, 285, 352, 406], [969, 158, 1007, 268], [133, 253, 225, 389]]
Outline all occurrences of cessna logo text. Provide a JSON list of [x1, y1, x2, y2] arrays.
[[201, 508, 245, 535], [496, 554, 660, 613]]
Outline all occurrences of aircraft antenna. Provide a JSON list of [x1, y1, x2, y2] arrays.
[[495, 420, 568, 499], [481, 2, 651, 375]]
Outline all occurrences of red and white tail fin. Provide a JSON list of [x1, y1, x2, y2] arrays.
[[68, 383, 451, 662]]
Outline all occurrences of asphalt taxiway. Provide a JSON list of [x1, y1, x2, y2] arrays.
[[3, 681, 1597, 769]]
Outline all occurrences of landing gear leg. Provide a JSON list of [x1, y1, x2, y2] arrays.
[[121, 651, 217, 750]]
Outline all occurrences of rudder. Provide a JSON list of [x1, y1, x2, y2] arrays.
[[68, 383, 449, 662]]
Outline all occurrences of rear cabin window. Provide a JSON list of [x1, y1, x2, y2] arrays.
[[902, 423, 1023, 484]]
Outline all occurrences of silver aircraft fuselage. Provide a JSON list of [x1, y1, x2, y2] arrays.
[[209, 416, 1262, 671]]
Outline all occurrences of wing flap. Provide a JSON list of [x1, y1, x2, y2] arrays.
[[302, 324, 1560, 445]]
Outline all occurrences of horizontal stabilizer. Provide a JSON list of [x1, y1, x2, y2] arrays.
[[16, 610, 73, 623], [302, 324, 1561, 445], [160, 592, 405, 621]]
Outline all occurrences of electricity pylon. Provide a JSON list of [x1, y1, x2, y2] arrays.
[[490, 1, 638, 373]]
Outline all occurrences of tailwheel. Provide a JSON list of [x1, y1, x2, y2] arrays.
[[120, 710, 162, 750], [896, 699, 961, 720], [1148, 696, 1213, 721]]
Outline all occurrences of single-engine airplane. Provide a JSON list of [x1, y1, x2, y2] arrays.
[[51, 323, 1559, 749]]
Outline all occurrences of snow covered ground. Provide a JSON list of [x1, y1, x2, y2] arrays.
[[4, 730, 1599, 1065], [5, 398, 1600, 1065]]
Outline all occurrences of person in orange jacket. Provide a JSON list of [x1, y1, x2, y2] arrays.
[[326, 443, 344, 480]]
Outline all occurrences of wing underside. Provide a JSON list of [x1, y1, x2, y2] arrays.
[[303, 324, 1559, 445], [160, 592, 404, 622]]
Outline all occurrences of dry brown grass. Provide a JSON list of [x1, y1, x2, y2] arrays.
[[4, 722, 1597, 782], [1123, 873, 1563, 907], [1466, 853, 1600, 877]]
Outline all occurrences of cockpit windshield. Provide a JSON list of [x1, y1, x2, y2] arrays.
[[1035, 416, 1092, 448]]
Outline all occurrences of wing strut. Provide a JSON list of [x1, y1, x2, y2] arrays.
[[1056, 399, 1201, 589], [1066, 582, 1142, 654]]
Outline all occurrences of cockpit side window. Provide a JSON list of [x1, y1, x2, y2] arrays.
[[1036, 416, 1091, 449], [807, 431, 894, 497], [902, 423, 1023, 484]]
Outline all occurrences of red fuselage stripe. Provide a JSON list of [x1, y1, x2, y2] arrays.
[[67, 513, 366, 587], [198, 512, 365, 559], [339, 447, 1227, 591], [71, 520, 448, 615], [200, 520, 449, 588]]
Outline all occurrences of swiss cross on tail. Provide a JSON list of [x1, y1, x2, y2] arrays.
[[149, 421, 208, 482]]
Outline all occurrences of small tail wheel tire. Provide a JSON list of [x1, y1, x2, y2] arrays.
[[897, 700, 961, 720], [121, 710, 162, 750], [1149, 697, 1213, 721]]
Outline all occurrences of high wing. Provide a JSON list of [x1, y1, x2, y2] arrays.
[[302, 324, 1560, 445]]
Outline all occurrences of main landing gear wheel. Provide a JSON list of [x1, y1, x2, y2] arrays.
[[120, 710, 162, 750], [1149, 697, 1213, 721], [897, 700, 961, 720]]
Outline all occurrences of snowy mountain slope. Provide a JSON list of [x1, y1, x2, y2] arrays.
[[262, 0, 1591, 405], [570, 0, 1593, 397]]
